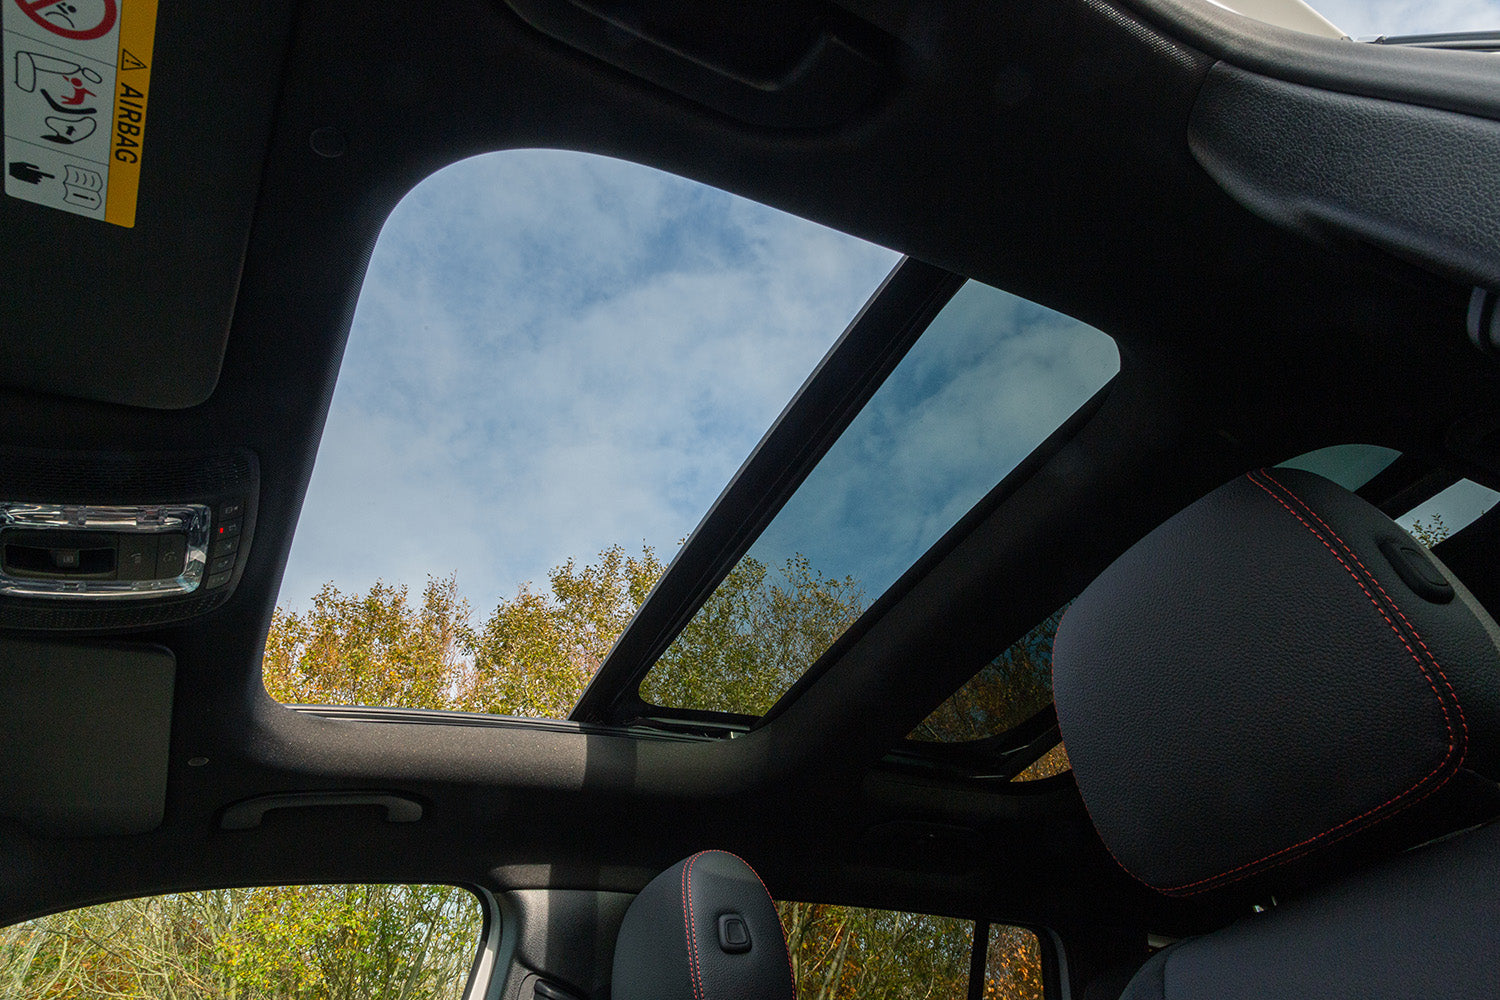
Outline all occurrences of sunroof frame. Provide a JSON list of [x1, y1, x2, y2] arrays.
[[570, 258, 964, 725]]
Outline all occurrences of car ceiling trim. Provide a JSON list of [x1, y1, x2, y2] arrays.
[[1188, 63, 1500, 291], [1119, 0, 1500, 123]]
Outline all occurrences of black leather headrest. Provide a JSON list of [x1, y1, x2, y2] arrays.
[[613, 851, 793, 1000], [1053, 468, 1500, 897]]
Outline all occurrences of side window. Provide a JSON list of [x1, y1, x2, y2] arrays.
[[776, 901, 1044, 1000], [0, 884, 483, 999]]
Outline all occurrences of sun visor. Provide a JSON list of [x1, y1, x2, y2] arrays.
[[0, 1, 296, 409], [0, 637, 175, 836]]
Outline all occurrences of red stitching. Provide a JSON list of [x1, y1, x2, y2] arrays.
[[1252, 471, 1461, 751], [682, 852, 706, 1000], [1262, 469, 1469, 750], [1060, 473, 1467, 897], [714, 850, 796, 1000], [1138, 472, 1468, 894]]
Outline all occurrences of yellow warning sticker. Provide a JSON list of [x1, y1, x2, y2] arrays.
[[2, 0, 158, 227]]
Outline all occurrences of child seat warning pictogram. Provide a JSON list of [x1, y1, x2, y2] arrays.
[[2, 0, 157, 227]]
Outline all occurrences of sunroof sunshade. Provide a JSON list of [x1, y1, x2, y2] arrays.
[[639, 280, 1119, 715]]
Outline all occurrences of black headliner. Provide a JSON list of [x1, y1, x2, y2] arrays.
[[2, 0, 1499, 948]]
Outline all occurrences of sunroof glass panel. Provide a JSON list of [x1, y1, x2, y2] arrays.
[[909, 604, 1066, 743], [270, 149, 899, 720], [640, 280, 1120, 715]]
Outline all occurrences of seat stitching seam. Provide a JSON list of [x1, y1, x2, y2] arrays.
[[1135, 471, 1466, 892], [1057, 474, 1466, 896], [1262, 469, 1469, 747], [683, 852, 707, 1000], [714, 849, 795, 1000]]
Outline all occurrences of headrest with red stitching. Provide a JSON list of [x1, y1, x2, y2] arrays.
[[613, 850, 793, 1000], [1053, 468, 1500, 896]]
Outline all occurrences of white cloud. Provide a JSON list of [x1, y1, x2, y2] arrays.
[[279, 150, 898, 612], [1308, 0, 1500, 36], [747, 283, 1120, 597]]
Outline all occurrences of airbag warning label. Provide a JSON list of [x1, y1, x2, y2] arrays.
[[3, 0, 157, 227]]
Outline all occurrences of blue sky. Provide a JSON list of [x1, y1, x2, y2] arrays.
[[279, 0, 1500, 615], [1310, 0, 1500, 35], [279, 152, 898, 611], [746, 283, 1117, 600]]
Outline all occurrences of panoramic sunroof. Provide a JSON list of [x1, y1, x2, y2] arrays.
[[268, 149, 898, 717], [638, 280, 1120, 715]]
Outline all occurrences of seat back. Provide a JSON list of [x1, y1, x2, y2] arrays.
[[1052, 468, 1500, 997]]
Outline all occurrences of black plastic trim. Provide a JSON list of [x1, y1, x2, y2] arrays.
[[1368, 31, 1500, 52], [884, 706, 1064, 783], [289, 703, 734, 744], [1122, 0, 1500, 123], [500, 0, 896, 130], [219, 791, 424, 829], [1188, 63, 1500, 289]]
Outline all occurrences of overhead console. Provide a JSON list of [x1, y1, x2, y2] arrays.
[[0, 448, 257, 631]]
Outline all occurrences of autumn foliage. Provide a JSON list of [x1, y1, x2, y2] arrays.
[[5, 545, 1057, 999]]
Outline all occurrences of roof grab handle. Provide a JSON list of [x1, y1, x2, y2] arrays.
[[219, 791, 423, 830]]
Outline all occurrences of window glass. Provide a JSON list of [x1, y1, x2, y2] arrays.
[[270, 149, 898, 719], [640, 281, 1119, 715], [984, 923, 1047, 999], [0, 884, 483, 999], [776, 901, 1042, 1000], [1399, 478, 1500, 545], [1012, 742, 1071, 782], [911, 607, 1066, 743], [1276, 443, 1400, 492], [1304, 0, 1500, 39]]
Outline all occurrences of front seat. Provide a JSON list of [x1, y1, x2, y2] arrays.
[[1052, 467, 1500, 999], [612, 850, 794, 1000]]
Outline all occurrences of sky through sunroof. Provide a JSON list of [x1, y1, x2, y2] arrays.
[[279, 151, 898, 613], [279, 0, 1500, 627], [638, 281, 1119, 716], [1305, 0, 1498, 36]]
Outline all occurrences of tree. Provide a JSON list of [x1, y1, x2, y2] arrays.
[[264, 576, 473, 711], [1407, 514, 1449, 548], [463, 545, 664, 718], [909, 608, 1064, 744], [1, 545, 1054, 1000], [0, 884, 482, 1000], [778, 903, 1044, 1000], [640, 553, 867, 715]]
